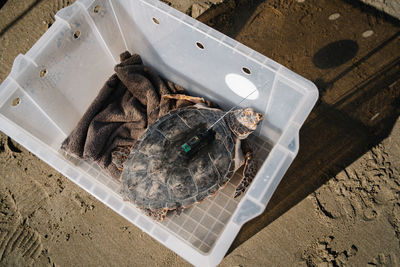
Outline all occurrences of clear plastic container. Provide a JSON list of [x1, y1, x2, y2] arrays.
[[0, 0, 318, 266]]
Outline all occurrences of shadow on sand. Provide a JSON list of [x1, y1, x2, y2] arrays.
[[199, 0, 400, 254]]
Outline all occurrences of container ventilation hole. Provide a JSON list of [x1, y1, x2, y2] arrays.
[[94, 5, 100, 13], [74, 30, 80, 39], [196, 42, 204, 49], [328, 13, 340, 20], [225, 74, 259, 100], [362, 30, 374, 38], [40, 69, 47, 78], [242, 67, 251, 75], [12, 98, 20, 107], [152, 17, 160, 24]]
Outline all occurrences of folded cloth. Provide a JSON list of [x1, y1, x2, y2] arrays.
[[61, 51, 196, 180]]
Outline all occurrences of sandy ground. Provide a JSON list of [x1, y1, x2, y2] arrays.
[[0, 0, 400, 266]]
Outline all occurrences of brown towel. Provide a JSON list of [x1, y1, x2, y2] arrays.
[[61, 51, 195, 180]]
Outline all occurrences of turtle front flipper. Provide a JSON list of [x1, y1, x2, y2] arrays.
[[160, 94, 211, 113], [234, 141, 258, 198]]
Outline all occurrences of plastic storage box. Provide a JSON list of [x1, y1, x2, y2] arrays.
[[0, 0, 318, 266]]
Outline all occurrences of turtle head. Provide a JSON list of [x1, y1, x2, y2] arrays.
[[226, 108, 264, 139]]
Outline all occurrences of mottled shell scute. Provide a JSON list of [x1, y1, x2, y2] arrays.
[[167, 167, 197, 199], [121, 106, 236, 211], [176, 109, 207, 128], [156, 116, 189, 140], [189, 155, 220, 192]]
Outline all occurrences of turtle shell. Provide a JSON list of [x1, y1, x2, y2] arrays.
[[121, 106, 236, 211]]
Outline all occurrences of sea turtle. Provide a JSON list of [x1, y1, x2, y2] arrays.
[[117, 94, 264, 221]]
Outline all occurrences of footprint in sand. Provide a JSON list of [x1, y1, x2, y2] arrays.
[[313, 144, 399, 223], [0, 191, 43, 265], [0, 226, 43, 265], [368, 253, 399, 266], [302, 236, 358, 267]]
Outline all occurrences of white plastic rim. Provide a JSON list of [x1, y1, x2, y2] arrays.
[[225, 73, 259, 100]]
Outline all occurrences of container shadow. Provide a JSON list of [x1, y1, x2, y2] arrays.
[[0, 0, 8, 10], [200, 0, 400, 255], [229, 56, 400, 253], [0, 0, 45, 37]]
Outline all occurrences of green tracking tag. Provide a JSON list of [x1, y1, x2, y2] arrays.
[[181, 143, 191, 152]]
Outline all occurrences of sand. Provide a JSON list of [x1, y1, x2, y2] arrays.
[[0, 0, 399, 266]]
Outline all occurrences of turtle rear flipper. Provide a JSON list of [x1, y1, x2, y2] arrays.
[[111, 146, 132, 171], [145, 208, 168, 221]]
